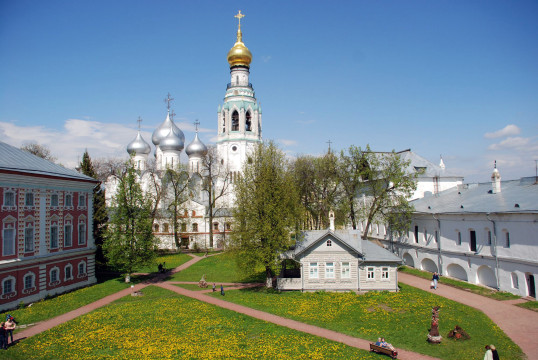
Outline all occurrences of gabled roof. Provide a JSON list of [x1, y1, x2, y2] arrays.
[[390, 150, 462, 178], [289, 229, 402, 263], [412, 177, 538, 214], [0, 141, 97, 183]]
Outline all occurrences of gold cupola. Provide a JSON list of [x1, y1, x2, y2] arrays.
[[227, 10, 252, 68]]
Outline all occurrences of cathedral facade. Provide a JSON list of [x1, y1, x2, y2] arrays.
[[106, 11, 261, 251]]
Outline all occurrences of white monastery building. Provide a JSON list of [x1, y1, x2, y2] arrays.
[[0, 142, 98, 312]]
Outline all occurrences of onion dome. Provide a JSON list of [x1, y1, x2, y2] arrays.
[[159, 128, 184, 152], [186, 132, 208, 157], [152, 111, 184, 146], [127, 131, 151, 155], [227, 12, 252, 67]]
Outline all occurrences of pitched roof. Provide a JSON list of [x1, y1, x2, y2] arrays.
[[396, 150, 462, 178], [412, 177, 538, 214], [290, 229, 401, 263], [0, 141, 97, 182]]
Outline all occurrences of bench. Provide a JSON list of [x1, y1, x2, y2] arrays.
[[369, 343, 398, 359]]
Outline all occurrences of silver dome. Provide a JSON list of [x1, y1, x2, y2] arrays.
[[152, 112, 185, 146], [185, 132, 208, 157], [159, 128, 185, 152], [127, 132, 151, 155]]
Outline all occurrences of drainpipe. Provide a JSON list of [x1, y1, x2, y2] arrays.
[[486, 213, 501, 290], [433, 213, 442, 275]]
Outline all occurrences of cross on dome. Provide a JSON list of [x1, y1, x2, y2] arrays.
[[170, 109, 176, 121], [137, 116, 143, 130], [234, 10, 245, 28], [164, 93, 174, 111], [194, 119, 200, 132]]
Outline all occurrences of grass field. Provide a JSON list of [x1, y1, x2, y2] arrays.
[[169, 252, 265, 283], [209, 284, 524, 360], [398, 266, 520, 300], [6, 286, 380, 360], [134, 252, 192, 273], [516, 300, 538, 312]]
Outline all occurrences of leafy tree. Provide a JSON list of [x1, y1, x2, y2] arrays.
[[200, 146, 231, 248], [21, 142, 56, 162], [103, 162, 157, 279], [230, 141, 301, 286], [162, 165, 191, 249], [352, 148, 417, 239], [79, 150, 108, 267]]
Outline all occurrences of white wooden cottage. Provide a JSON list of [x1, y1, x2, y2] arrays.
[[277, 228, 402, 292]]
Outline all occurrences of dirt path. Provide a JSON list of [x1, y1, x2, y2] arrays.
[[399, 272, 538, 359]]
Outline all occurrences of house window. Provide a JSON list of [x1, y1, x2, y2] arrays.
[[64, 224, 72, 247], [192, 210, 196, 217], [414, 226, 419, 243], [505, 232, 510, 248], [25, 192, 34, 206], [226, 223, 231, 231], [3, 191, 15, 207], [487, 230, 492, 246], [65, 265, 73, 280], [51, 194, 59, 207], [24, 274, 34, 290], [78, 262, 87, 277], [2, 278, 13, 295], [213, 222, 219, 231], [192, 223, 198, 232], [3, 228, 15, 256], [245, 111, 252, 131], [367, 267, 375, 279], [78, 194, 86, 207], [309, 262, 318, 279], [163, 223, 169, 232], [65, 194, 72, 207], [457, 231, 462, 245], [382, 267, 389, 279], [24, 227, 34, 252], [326, 239, 332, 247], [341, 262, 350, 279], [50, 225, 59, 249], [78, 223, 86, 245], [181, 223, 187, 232], [470, 230, 477, 252], [222, 112, 226, 133], [50, 268, 59, 283], [325, 262, 335, 278]]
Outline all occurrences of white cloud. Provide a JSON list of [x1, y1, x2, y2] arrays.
[[261, 55, 271, 63], [484, 124, 520, 139], [487, 136, 531, 150], [278, 139, 297, 146]]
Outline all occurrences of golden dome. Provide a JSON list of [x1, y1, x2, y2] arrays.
[[227, 11, 252, 67]]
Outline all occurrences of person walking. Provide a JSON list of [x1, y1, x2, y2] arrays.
[[5, 316, 15, 345], [0, 322, 7, 350], [484, 345, 493, 360], [432, 272, 440, 290], [220, 284, 225, 296]]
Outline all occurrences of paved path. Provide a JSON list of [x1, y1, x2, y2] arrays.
[[157, 281, 439, 360], [399, 272, 538, 359]]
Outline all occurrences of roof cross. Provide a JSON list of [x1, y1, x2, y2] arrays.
[[170, 109, 176, 121], [194, 119, 200, 132], [234, 10, 245, 27], [327, 140, 332, 153], [137, 116, 143, 130], [164, 93, 174, 111]]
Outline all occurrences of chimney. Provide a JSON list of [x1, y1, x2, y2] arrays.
[[329, 210, 335, 231], [491, 160, 501, 194]]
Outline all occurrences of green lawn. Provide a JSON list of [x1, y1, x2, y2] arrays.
[[209, 284, 524, 360], [174, 283, 209, 291], [516, 300, 538, 312], [134, 252, 192, 273], [398, 266, 520, 300], [1, 277, 131, 329], [170, 252, 265, 283], [6, 286, 381, 360]]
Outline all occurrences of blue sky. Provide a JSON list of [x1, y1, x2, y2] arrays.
[[1, 0, 537, 182]]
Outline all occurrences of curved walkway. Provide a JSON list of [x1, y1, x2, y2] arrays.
[[399, 272, 538, 358]]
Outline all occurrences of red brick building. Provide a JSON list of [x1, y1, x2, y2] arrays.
[[0, 141, 98, 311]]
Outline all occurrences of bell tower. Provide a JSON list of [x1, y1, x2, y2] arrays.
[[217, 10, 262, 175]]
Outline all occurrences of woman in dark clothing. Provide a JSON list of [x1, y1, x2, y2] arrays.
[[0, 322, 7, 350], [490, 345, 500, 360]]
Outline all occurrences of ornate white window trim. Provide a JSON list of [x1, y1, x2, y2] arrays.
[[77, 260, 87, 278], [49, 267, 60, 287], [1, 275, 17, 299]]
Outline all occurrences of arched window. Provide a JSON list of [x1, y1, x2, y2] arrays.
[[23, 272, 35, 292], [2, 276, 16, 296], [65, 194, 73, 207], [232, 111, 239, 131], [78, 261, 87, 278], [181, 223, 187, 232], [213, 222, 219, 231], [78, 219, 87, 245], [154, 224, 159, 232], [64, 264, 73, 281], [24, 222, 34, 253], [49, 267, 60, 286], [222, 112, 226, 133], [163, 223, 169, 232], [245, 111, 252, 131], [192, 223, 198, 232]]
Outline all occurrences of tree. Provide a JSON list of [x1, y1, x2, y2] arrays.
[[200, 146, 231, 248], [79, 151, 108, 267], [230, 141, 301, 286], [92, 157, 127, 182], [162, 165, 191, 249], [103, 162, 157, 279], [352, 148, 417, 239], [21, 142, 56, 162]]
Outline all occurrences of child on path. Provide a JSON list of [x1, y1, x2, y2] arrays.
[[432, 272, 440, 290], [220, 284, 225, 296]]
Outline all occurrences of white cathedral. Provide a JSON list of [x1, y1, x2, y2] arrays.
[[106, 11, 261, 250]]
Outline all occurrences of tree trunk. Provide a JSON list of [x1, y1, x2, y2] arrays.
[[265, 266, 274, 288]]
